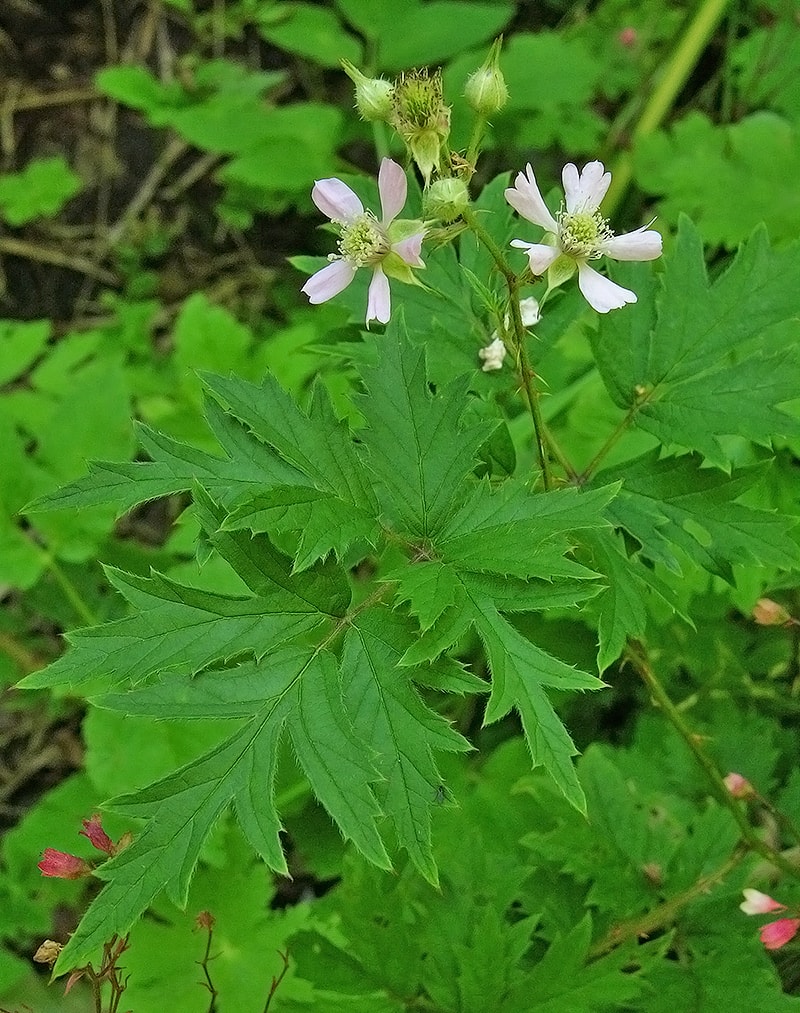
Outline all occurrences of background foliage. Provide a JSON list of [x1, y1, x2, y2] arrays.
[[1, 0, 800, 1009]]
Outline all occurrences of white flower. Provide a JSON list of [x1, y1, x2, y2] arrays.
[[302, 158, 426, 327], [740, 889, 787, 916], [505, 161, 662, 313], [478, 336, 507, 371], [517, 296, 541, 328]]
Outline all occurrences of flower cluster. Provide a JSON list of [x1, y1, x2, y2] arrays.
[[302, 157, 660, 329], [38, 813, 132, 880], [741, 889, 800, 950]]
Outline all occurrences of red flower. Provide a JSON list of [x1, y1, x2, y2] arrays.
[[760, 918, 800, 950], [79, 814, 114, 855], [37, 849, 92, 880]]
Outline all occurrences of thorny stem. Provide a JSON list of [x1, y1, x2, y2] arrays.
[[603, 0, 731, 217], [627, 642, 800, 883], [263, 950, 290, 1013], [589, 849, 746, 957], [465, 114, 487, 168], [461, 207, 552, 490]]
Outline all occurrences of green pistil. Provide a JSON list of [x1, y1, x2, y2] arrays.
[[338, 214, 389, 266], [559, 210, 612, 258]]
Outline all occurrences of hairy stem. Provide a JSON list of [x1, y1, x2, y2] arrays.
[[627, 642, 800, 882], [461, 207, 552, 490]]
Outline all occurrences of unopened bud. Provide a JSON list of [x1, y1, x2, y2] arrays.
[[618, 27, 638, 47], [424, 177, 469, 222], [753, 598, 791, 626], [724, 772, 756, 800], [464, 37, 508, 116], [341, 60, 393, 122]]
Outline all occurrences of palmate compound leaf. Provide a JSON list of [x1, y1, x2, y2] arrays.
[[357, 314, 497, 537], [595, 450, 800, 581], [202, 370, 380, 566], [340, 608, 472, 885], [591, 217, 800, 466]]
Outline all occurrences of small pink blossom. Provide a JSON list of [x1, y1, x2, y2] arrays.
[[79, 813, 114, 855], [740, 889, 787, 915], [302, 158, 426, 327], [724, 772, 756, 800], [760, 918, 800, 950], [618, 27, 638, 47], [505, 161, 661, 313], [38, 848, 92, 880]]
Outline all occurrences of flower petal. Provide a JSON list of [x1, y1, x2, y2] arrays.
[[367, 266, 391, 326], [378, 158, 407, 225], [760, 918, 800, 950], [577, 262, 636, 312], [510, 239, 559, 275], [392, 231, 425, 267], [566, 160, 611, 213], [740, 889, 786, 915], [600, 225, 662, 261], [311, 178, 363, 223], [301, 260, 356, 304], [505, 165, 559, 233]]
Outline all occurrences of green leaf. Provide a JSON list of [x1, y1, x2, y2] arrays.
[[0, 320, 50, 386], [475, 604, 603, 812], [593, 219, 800, 465], [341, 608, 471, 882], [435, 483, 618, 579], [0, 157, 82, 225], [358, 319, 495, 537], [634, 112, 800, 248], [599, 451, 800, 580], [257, 3, 362, 68]]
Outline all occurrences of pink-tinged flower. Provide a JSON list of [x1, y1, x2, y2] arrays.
[[752, 597, 791, 626], [760, 918, 800, 950], [38, 848, 92, 880], [505, 161, 662, 313], [724, 772, 756, 800], [740, 889, 786, 915], [302, 158, 426, 327], [79, 813, 114, 855]]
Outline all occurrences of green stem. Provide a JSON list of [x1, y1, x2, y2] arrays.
[[603, 0, 731, 217], [590, 849, 744, 957], [628, 642, 800, 882], [462, 207, 552, 490], [372, 120, 389, 161], [577, 404, 638, 483], [465, 114, 487, 168]]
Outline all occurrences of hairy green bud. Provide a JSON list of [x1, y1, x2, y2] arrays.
[[423, 178, 470, 223], [464, 37, 508, 116], [391, 69, 451, 182], [341, 59, 394, 122]]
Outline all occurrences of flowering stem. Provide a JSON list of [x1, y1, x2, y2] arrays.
[[465, 115, 487, 168], [603, 0, 731, 217], [461, 207, 552, 490], [627, 642, 800, 882]]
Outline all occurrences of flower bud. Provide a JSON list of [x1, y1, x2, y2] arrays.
[[391, 69, 451, 183], [423, 177, 469, 222], [38, 848, 93, 880], [752, 598, 791, 626], [34, 940, 62, 965], [724, 772, 756, 800], [341, 59, 393, 122], [464, 37, 508, 116]]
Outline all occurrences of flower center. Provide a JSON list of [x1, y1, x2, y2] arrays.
[[338, 213, 389, 266], [558, 209, 612, 259]]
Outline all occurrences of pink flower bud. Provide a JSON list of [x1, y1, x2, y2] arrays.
[[38, 848, 92, 880], [618, 27, 637, 47], [752, 598, 791, 626], [724, 772, 755, 799], [79, 814, 114, 855], [760, 917, 800, 950], [740, 889, 786, 915]]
